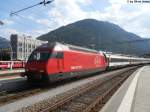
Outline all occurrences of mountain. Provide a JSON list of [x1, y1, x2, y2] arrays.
[[38, 19, 150, 55], [0, 36, 11, 60], [0, 36, 11, 49]]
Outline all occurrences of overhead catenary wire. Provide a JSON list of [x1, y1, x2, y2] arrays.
[[10, 0, 54, 16]]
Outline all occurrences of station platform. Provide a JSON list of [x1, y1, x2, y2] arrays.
[[100, 66, 150, 112], [0, 69, 24, 76]]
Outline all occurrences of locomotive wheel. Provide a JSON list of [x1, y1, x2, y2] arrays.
[[27, 75, 36, 82], [41, 75, 50, 83]]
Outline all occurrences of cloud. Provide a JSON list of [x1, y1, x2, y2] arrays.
[[47, 0, 91, 28], [86, 0, 150, 38], [106, 2, 150, 38], [36, 19, 52, 27], [26, 29, 50, 38], [2, 19, 14, 25], [0, 28, 46, 39], [0, 28, 23, 39], [1, 0, 150, 38], [109, 0, 127, 4], [45, 0, 150, 38]]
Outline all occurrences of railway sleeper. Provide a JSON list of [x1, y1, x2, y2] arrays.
[[73, 97, 93, 104], [65, 102, 86, 112]]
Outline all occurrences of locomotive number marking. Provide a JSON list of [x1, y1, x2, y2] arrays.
[[71, 66, 82, 70]]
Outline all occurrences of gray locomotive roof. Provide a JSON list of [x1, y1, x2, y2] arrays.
[[41, 42, 98, 53]]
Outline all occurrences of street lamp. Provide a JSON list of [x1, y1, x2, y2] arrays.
[[8, 42, 13, 70]]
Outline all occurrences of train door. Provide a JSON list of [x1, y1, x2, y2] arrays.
[[57, 52, 64, 73]]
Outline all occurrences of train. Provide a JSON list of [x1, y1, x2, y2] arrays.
[[22, 42, 150, 82], [0, 61, 26, 69], [105, 52, 150, 68]]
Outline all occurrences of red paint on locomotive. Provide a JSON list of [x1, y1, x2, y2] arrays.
[[24, 42, 107, 82]]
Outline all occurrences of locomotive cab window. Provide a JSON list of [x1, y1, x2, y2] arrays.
[[56, 52, 64, 58], [28, 51, 50, 61], [51, 52, 64, 58]]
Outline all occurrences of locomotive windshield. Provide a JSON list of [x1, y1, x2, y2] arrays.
[[28, 51, 50, 61]]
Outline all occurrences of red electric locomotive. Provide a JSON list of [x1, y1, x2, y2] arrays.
[[24, 42, 107, 82]]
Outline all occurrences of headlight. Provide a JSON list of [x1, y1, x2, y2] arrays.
[[26, 69, 29, 71], [40, 70, 44, 73]]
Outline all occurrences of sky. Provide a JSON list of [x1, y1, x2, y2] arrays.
[[0, 0, 150, 39]]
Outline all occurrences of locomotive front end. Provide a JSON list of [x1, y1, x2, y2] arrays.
[[24, 49, 50, 81]]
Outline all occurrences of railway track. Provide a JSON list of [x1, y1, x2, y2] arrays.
[[0, 67, 126, 106], [17, 67, 138, 112], [0, 88, 42, 106]]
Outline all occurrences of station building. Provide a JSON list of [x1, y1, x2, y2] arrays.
[[10, 34, 48, 60]]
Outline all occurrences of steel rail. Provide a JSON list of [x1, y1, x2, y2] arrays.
[[39, 67, 137, 112]]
